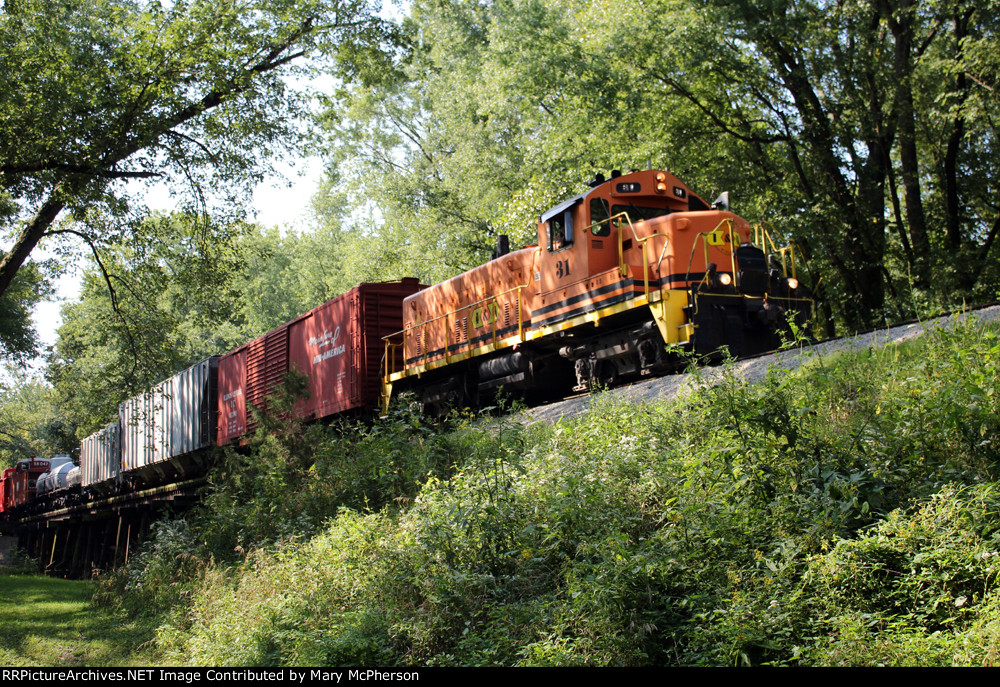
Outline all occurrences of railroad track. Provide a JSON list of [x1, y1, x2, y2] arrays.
[[526, 302, 1000, 424]]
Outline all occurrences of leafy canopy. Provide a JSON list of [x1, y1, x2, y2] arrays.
[[0, 0, 394, 310], [0, 261, 51, 363], [320, 0, 1000, 332]]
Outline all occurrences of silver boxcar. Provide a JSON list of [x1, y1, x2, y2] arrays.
[[80, 422, 121, 493], [119, 357, 219, 485]]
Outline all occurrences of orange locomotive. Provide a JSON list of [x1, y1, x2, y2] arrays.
[[384, 168, 813, 410]]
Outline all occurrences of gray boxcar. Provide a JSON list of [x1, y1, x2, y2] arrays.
[[119, 357, 219, 485], [80, 421, 121, 493]]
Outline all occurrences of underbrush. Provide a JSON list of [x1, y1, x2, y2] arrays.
[[98, 317, 1000, 666], [94, 395, 459, 618]]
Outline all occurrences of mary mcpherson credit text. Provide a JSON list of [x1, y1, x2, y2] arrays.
[[1, 670, 420, 683]]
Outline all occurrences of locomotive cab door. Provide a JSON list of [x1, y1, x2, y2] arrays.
[[535, 194, 622, 297], [536, 195, 585, 297]]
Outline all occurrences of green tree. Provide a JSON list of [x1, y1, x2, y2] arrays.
[[233, 220, 359, 337], [46, 213, 250, 435], [321, 0, 1000, 331], [635, 0, 1000, 324], [0, 373, 76, 467], [318, 0, 816, 294], [44, 213, 366, 435], [0, 260, 52, 363], [317, 0, 566, 284], [0, 0, 393, 304]]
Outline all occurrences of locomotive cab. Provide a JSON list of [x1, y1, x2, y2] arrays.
[[535, 169, 695, 299], [536, 168, 813, 387]]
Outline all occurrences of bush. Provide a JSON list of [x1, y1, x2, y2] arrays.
[[797, 484, 1000, 665], [109, 318, 1000, 667]]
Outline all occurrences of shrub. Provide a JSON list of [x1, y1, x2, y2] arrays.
[[110, 318, 1000, 667]]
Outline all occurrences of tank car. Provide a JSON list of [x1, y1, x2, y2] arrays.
[[384, 168, 813, 410], [34, 455, 74, 496]]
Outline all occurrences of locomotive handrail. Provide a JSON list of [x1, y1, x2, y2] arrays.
[[380, 284, 529, 410], [382, 282, 532, 379], [383, 246, 542, 383], [753, 221, 823, 298], [754, 221, 799, 280], [711, 218, 740, 285], [685, 218, 740, 291], [586, 211, 671, 303], [684, 219, 742, 323]]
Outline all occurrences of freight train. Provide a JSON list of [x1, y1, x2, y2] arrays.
[[0, 168, 813, 518]]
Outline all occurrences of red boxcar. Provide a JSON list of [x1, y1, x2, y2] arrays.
[[217, 279, 425, 445]]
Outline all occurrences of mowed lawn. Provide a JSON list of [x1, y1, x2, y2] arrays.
[[0, 570, 156, 666]]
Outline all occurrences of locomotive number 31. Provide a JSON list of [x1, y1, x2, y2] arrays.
[[556, 259, 571, 278]]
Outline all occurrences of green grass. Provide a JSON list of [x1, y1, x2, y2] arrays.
[[0, 570, 160, 666]]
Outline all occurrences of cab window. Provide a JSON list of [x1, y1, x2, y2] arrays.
[[589, 198, 611, 236], [612, 204, 672, 223], [547, 212, 573, 252]]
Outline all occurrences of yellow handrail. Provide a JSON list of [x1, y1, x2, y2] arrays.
[[382, 279, 533, 378], [683, 218, 740, 291], [753, 221, 800, 280], [585, 211, 670, 302]]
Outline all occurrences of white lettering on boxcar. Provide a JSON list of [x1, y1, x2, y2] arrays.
[[312, 326, 346, 365]]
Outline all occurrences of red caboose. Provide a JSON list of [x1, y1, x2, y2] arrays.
[[0, 467, 14, 513], [3, 457, 52, 510]]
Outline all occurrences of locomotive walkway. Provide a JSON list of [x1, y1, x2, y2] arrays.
[[527, 303, 1000, 424]]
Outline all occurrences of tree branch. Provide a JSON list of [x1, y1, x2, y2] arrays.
[[0, 162, 161, 178], [41, 228, 142, 377], [648, 71, 790, 145], [0, 12, 328, 304]]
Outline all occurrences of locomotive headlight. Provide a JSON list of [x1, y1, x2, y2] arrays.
[[706, 262, 732, 289], [786, 277, 799, 290]]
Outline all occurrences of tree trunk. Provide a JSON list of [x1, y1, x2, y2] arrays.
[[885, 0, 931, 286], [0, 179, 74, 300]]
